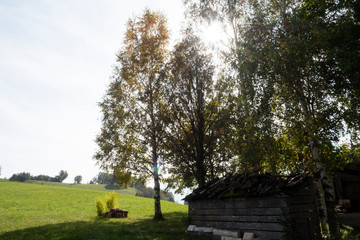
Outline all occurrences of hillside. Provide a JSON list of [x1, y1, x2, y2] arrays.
[[0, 181, 200, 240], [27, 181, 137, 195]]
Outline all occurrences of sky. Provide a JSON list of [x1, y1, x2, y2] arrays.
[[0, 0, 186, 184]]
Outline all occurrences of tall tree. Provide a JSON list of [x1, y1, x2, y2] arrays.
[[185, 0, 283, 174], [304, 0, 360, 137], [94, 9, 169, 220], [74, 175, 82, 184], [56, 170, 68, 183], [162, 29, 233, 191], [184, 0, 360, 237]]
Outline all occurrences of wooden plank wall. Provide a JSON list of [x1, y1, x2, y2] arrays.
[[188, 182, 321, 240], [286, 182, 321, 240], [188, 197, 288, 239]]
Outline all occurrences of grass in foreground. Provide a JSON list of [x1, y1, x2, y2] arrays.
[[0, 182, 204, 240], [2, 181, 358, 240]]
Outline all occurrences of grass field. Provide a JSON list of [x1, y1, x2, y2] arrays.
[[27, 181, 138, 195], [1, 181, 359, 240], [0, 181, 204, 240]]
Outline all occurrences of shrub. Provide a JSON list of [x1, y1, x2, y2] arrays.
[[105, 191, 118, 211], [95, 192, 119, 216], [95, 199, 106, 216]]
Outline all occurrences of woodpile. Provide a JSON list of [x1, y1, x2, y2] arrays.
[[187, 225, 259, 240], [185, 173, 307, 200], [104, 208, 128, 218]]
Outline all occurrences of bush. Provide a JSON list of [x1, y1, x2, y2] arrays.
[[95, 191, 119, 216], [95, 199, 106, 216], [105, 191, 118, 211]]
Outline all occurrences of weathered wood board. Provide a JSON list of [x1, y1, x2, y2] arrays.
[[187, 178, 321, 240]]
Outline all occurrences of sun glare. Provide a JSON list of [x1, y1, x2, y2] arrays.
[[201, 21, 228, 48]]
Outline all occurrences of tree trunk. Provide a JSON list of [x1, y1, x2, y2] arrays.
[[315, 178, 329, 236], [152, 130, 163, 221], [148, 74, 163, 221], [153, 155, 163, 221], [298, 96, 340, 239], [195, 106, 206, 188], [311, 140, 340, 239], [195, 60, 206, 189]]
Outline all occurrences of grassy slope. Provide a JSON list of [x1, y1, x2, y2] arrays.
[[2, 181, 357, 240], [28, 181, 137, 195], [0, 182, 202, 240]]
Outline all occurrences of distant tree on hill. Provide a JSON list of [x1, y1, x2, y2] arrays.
[[32, 175, 52, 181], [89, 177, 96, 184], [8, 172, 67, 182], [90, 172, 122, 189], [93, 172, 115, 185], [9, 172, 31, 182], [128, 177, 145, 190], [55, 170, 68, 182], [74, 175, 82, 184], [48, 176, 60, 182], [165, 191, 175, 202], [135, 185, 175, 202], [91, 172, 147, 190]]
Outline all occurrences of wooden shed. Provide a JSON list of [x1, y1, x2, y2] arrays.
[[185, 173, 321, 240], [334, 163, 360, 212]]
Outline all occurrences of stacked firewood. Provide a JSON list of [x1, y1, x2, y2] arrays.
[[185, 173, 307, 200], [104, 208, 129, 218]]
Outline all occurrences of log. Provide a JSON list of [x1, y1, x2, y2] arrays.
[[194, 226, 213, 233], [186, 225, 196, 232], [221, 237, 242, 240], [243, 232, 255, 240], [213, 228, 241, 238]]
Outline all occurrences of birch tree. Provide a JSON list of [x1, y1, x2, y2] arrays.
[[94, 9, 169, 220]]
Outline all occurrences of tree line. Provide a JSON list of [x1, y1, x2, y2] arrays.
[[90, 172, 174, 202], [90, 172, 141, 188], [94, 0, 359, 236], [8, 170, 83, 184]]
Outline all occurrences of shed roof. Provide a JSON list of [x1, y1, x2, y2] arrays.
[[338, 163, 360, 175], [185, 173, 308, 201]]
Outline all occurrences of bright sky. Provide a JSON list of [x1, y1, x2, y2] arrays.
[[0, 0, 185, 184]]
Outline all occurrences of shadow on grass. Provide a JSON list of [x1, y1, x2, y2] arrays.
[[0, 212, 210, 240]]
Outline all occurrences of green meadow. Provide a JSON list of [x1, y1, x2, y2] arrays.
[[0, 181, 203, 240], [27, 181, 138, 196], [1, 181, 358, 240]]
